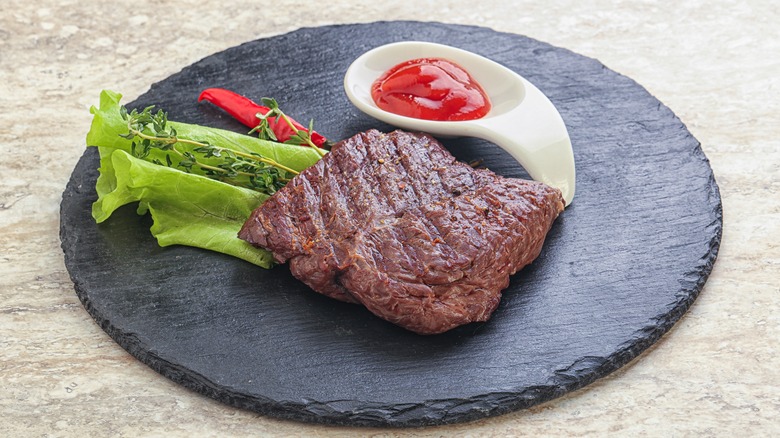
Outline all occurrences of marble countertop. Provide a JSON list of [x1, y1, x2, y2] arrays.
[[1, 0, 777, 436]]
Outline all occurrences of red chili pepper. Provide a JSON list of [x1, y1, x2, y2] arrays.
[[198, 88, 327, 147]]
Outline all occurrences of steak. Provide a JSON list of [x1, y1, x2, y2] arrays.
[[239, 129, 564, 334]]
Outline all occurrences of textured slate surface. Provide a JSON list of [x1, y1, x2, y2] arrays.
[[60, 22, 722, 427]]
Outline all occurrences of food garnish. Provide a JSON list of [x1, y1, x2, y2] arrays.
[[198, 88, 328, 149], [86, 90, 325, 267], [121, 104, 299, 192]]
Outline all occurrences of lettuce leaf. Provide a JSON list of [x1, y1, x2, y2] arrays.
[[93, 149, 275, 267], [86, 90, 325, 268]]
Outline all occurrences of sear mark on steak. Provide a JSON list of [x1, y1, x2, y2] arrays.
[[239, 129, 564, 334]]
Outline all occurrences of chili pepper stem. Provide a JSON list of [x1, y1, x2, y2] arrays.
[[278, 112, 326, 157]]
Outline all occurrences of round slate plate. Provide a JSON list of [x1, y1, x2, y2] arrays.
[[60, 22, 722, 427]]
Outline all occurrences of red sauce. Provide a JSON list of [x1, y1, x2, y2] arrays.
[[370, 57, 491, 121]]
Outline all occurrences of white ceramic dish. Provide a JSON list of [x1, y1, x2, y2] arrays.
[[344, 41, 576, 206]]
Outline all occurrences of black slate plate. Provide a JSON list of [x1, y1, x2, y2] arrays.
[[60, 22, 722, 427]]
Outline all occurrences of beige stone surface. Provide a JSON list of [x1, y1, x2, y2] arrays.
[[1, 0, 778, 436]]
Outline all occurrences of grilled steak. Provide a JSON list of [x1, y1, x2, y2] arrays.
[[239, 130, 564, 334]]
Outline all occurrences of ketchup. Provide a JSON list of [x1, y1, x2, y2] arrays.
[[370, 57, 491, 121]]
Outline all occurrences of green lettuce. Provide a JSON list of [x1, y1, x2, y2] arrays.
[[87, 90, 325, 268]]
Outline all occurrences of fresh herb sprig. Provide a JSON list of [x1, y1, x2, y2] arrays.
[[120, 105, 299, 193], [250, 98, 327, 157]]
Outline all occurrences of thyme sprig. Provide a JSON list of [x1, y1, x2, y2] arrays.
[[249, 98, 327, 157], [120, 105, 298, 193]]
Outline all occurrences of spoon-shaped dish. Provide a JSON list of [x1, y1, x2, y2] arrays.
[[344, 41, 576, 206]]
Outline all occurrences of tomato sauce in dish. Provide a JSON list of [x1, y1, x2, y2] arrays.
[[370, 57, 491, 121]]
